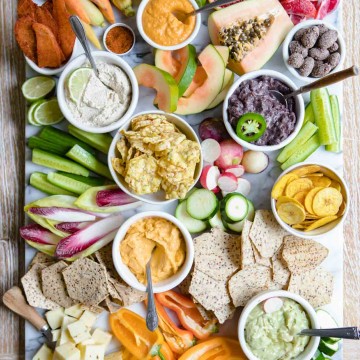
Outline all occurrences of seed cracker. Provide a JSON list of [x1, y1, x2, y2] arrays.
[[240, 220, 255, 269], [252, 242, 271, 267], [29, 252, 54, 268], [271, 246, 291, 286]]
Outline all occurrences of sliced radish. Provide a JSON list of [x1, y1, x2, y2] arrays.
[[263, 297, 283, 314], [28, 207, 96, 222], [224, 165, 245, 178], [235, 178, 251, 196], [217, 173, 238, 192], [214, 139, 243, 170], [200, 165, 220, 191], [212, 186, 220, 194], [241, 151, 269, 174], [201, 139, 222, 163], [20, 224, 61, 245], [55, 222, 91, 234], [96, 188, 137, 207]]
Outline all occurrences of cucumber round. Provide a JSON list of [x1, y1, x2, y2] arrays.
[[316, 309, 340, 344], [227, 219, 245, 233], [175, 201, 207, 233], [246, 199, 255, 222], [179, 187, 198, 203], [208, 210, 226, 231], [220, 193, 248, 224], [318, 339, 339, 357], [186, 189, 219, 221]]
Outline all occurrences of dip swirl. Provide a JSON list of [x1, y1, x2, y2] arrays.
[[245, 298, 310, 360]]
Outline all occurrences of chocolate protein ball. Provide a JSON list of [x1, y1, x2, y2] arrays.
[[311, 62, 332, 77], [327, 52, 341, 68], [301, 26, 320, 48], [328, 41, 339, 53], [309, 47, 330, 61], [289, 41, 308, 58], [298, 57, 315, 77], [318, 30, 338, 49], [288, 53, 304, 68]]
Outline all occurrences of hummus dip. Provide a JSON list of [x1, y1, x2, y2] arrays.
[[142, 0, 196, 46], [120, 217, 186, 284], [66, 62, 131, 128], [245, 298, 310, 360]]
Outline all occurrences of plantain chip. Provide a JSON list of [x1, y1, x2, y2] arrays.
[[285, 178, 313, 198], [304, 216, 338, 231], [271, 174, 299, 200], [293, 191, 309, 206], [305, 213, 322, 220], [306, 176, 332, 188], [291, 165, 321, 177], [276, 196, 303, 210], [330, 180, 342, 192], [301, 173, 323, 177], [278, 202, 306, 225], [304, 187, 325, 215], [312, 188, 343, 217], [337, 201, 347, 216]]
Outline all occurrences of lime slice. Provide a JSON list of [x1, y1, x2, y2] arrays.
[[27, 100, 46, 126], [22, 76, 56, 102], [67, 68, 93, 103], [33, 99, 64, 125]]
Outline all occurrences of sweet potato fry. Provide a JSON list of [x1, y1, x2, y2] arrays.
[[53, 0, 75, 59], [14, 16, 37, 62], [17, 0, 37, 19], [32, 23, 65, 68], [41, 0, 53, 14], [35, 6, 58, 41]]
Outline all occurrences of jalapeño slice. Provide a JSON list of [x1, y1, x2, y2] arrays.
[[236, 113, 267, 142]]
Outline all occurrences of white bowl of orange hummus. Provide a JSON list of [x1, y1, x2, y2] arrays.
[[137, 0, 201, 50], [112, 211, 194, 293]]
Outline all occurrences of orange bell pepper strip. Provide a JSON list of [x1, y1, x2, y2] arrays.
[[155, 291, 218, 340], [109, 308, 175, 360]]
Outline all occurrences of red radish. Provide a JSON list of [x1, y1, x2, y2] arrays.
[[96, 188, 137, 207], [201, 139, 221, 163], [241, 151, 269, 174], [214, 140, 243, 170], [224, 165, 245, 178], [198, 117, 230, 142], [55, 222, 91, 234], [263, 297, 284, 314], [235, 178, 251, 196], [200, 165, 220, 191], [203, 161, 214, 168], [212, 186, 220, 194], [55, 213, 124, 259], [28, 207, 96, 222], [20, 223, 61, 245], [217, 173, 238, 192]]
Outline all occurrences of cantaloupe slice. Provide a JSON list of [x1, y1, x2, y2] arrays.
[[207, 69, 234, 109]]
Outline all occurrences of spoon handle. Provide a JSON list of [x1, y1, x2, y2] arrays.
[[300, 327, 360, 340], [69, 16, 98, 75], [190, 0, 240, 15], [145, 262, 158, 331]]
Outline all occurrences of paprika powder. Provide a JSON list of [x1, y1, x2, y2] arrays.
[[105, 25, 134, 54]]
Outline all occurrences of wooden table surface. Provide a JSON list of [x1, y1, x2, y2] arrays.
[[0, 1, 359, 359]]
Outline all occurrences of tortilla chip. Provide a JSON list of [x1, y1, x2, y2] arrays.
[[271, 247, 290, 286], [240, 220, 255, 269], [193, 228, 241, 281], [21, 263, 59, 310], [252, 243, 271, 267], [17, 0, 37, 18], [212, 302, 236, 324], [287, 268, 334, 308], [62, 258, 108, 306], [35, 6, 58, 41], [282, 236, 329, 274], [228, 265, 272, 307], [41, 261, 74, 308], [29, 252, 54, 268], [33, 23, 65, 68], [15, 16, 37, 62], [249, 210, 287, 258], [108, 277, 146, 307]]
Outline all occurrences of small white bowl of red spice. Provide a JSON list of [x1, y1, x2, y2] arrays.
[[103, 23, 136, 56]]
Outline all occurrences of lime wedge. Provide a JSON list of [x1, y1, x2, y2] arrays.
[[67, 68, 93, 103], [22, 76, 56, 102], [27, 100, 46, 126], [33, 99, 64, 125]]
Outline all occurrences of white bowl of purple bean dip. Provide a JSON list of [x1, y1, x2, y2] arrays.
[[223, 69, 305, 152]]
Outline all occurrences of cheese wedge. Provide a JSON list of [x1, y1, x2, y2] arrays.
[[67, 320, 92, 344], [32, 344, 53, 360], [91, 328, 112, 347], [45, 307, 64, 330], [65, 304, 84, 319], [79, 310, 97, 328], [53, 342, 80, 360]]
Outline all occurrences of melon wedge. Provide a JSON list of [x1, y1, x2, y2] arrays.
[[214, 45, 230, 64], [182, 66, 207, 97], [133, 64, 179, 113], [175, 45, 225, 115], [208, 0, 293, 75], [207, 69, 234, 109]]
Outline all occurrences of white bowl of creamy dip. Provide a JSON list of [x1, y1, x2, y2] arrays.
[[238, 290, 320, 360], [57, 51, 139, 133]]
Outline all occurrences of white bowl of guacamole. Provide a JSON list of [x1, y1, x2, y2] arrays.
[[238, 290, 320, 360]]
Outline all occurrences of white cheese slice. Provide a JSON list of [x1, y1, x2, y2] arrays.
[[82, 344, 105, 360], [45, 307, 64, 330], [53, 342, 80, 360], [52, 329, 61, 342], [91, 328, 112, 347], [68, 320, 92, 344], [32, 344, 53, 360], [65, 304, 84, 319], [57, 315, 76, 346], [79, 310, 98, 328], [104, 351, 122, 360]]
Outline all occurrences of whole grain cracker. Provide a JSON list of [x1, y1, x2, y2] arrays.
[[212, 302, 236, 324], [108, 277, 146, 307], [29, 252, 54, 268], [252, 243, 271, 267], [240, 220, 255, 269], [271, 246, 291, 286]]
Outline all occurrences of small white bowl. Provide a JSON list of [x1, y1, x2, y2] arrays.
[[112, 211, 194, 293], [103, 23, 136, 56], [108, 110, 203, 205], [136, 0, 201, 51], [238, 290, 320, 360], [57, 51, 139, 134], [223, 69, 305, 152], [282, 19, 346, 83], [271, 161, 349, 239]]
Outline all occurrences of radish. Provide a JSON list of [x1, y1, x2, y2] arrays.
[[199, 117, 230, 142], [263, 297, 283, 314], [224, 165, 245, 178], [55, 222, 91, 234], [200, 165, 220, 191], [20, 224, 61, 245], [28, 207, 97, 222], [214, 139, 243, 170], [236, 178, 251, 196], [241, 151, 269, 174], [55, 214, 124, 259], [96, 188, 137, 207], [217, 173, 238, 192], [201, 139, 221, 163]]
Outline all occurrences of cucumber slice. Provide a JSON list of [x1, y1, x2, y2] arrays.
[[316, 309, 340, 344], [227, 219, 245, 233], [179, 187, 199, 203], [30, 172, 76, 196], [225, 199, 255, 233], [325, 95, 341, 153], [303, 103, 315, 125], [246, 199, 255, 222], [175, 201, 207, 233], [277, 122, 318, 163], [47, 172, 92, 195], [32, 148, 90, 177], [186, 189, 219, 221], [311, 88, 337, 145], [66, 145, 112, 180], [318, 339, 339, 357], [68, 125, 112, 154], [57, 172, 107, 187], [312, 350, 326, 360], [220, 193, 248, 224], [28, 136, 69, 155], [208, 210, 226, 231]]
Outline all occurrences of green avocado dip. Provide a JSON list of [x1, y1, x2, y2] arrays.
[[245, 298, 310, 360]]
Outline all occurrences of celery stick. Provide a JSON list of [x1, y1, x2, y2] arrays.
[[303, 103, 315, 126], [281, 134, 321, 170], [30, 172, 76, 196], [277, 122, 318, 163], [325, 95, 341, 153], [311, 89, 337, 145]]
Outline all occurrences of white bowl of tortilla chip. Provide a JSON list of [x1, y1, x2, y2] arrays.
[[112, 211, 194, 293], [108, 110, 203, 205], [238, 290, 320, 360]]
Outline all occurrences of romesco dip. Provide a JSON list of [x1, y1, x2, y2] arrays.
[[142, 0, 196, 46]]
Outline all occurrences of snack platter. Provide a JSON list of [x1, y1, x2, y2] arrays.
[[19, 0, 346, 359]]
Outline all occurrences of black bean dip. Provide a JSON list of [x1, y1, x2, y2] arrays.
[[227, 76, 297, 146]]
